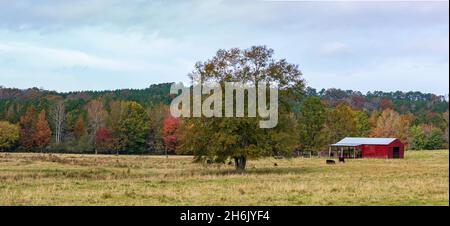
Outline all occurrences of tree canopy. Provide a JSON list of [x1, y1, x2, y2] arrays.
[[178, 46, 304, 171]]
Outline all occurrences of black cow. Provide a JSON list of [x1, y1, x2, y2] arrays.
[[326, 160, 336, 165]]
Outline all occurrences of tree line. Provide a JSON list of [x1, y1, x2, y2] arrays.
[[0, 99, 176, 155], [296, 97, 448, 153], [0, 46, 448, 171]]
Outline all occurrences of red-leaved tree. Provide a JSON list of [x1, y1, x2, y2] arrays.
[[161, 113, 180, 155], [95, 127, 112, 154]]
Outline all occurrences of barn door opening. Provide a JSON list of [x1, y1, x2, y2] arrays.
[[393, 147, 400, 159]]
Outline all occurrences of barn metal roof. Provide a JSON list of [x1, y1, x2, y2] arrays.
[[331, 137, 397, 147]]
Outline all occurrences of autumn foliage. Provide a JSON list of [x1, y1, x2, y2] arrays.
[[0, 121, 19, 150], [161, 113, 180, 154], [19, 106, 36, 150], [0, 48, 447, 157], [74, 116, 86, 141], [33, 110, 52, 151], [95, 127, 112, 153], [371, 109, 412, 145]]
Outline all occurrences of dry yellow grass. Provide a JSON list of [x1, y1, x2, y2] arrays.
[[0, 150, 448, 206]]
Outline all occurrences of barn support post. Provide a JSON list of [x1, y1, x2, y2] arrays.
[[328, 146, 332, 158]]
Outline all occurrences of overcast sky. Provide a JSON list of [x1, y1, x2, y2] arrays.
[[0, 0, 448, 95]]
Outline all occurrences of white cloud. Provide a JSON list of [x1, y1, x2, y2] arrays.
[[0, 0, 448, 94], [0, 42, 144, 71]]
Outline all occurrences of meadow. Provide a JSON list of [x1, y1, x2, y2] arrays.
[[0, 150, 448, 206]]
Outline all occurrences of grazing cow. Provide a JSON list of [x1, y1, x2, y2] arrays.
[[339, 157, 345, 163], [326, 160, 336, 165]]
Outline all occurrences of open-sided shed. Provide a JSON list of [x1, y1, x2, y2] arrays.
[[329, 137, 405, 159]]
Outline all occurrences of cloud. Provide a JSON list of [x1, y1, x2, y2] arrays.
[[305, 56, 449, 95], [1, 1, 447, 31], [0, 0, 448, 94], [0, 42, 144, 71]]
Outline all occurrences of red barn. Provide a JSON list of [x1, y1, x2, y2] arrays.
[[329, 137, 405, 159]]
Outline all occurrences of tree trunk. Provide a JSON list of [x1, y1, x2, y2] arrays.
[[234, 155, 247, 172]]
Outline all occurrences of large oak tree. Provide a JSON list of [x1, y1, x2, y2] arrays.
[[178, 46, 304, 172]]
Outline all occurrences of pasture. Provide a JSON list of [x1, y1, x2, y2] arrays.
[[0, 150, 448, 206]]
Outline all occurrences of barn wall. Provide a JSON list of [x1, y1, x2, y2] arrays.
[[360, 145, 389, 158], [359, 139, 405, 159], [389, 139, 405, 158]]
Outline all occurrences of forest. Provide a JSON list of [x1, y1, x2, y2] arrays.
[[0, 83, 448, 154], [0, 47, 449, 164]]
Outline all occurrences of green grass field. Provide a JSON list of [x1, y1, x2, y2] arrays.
[[0, 150, 448, 206]]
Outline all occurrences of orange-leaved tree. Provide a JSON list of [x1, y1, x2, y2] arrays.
[[19, 106, 36, 150], [371, 108, 411, 146], [74, 116, 86, 141], [33, 110, 52, 152]]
